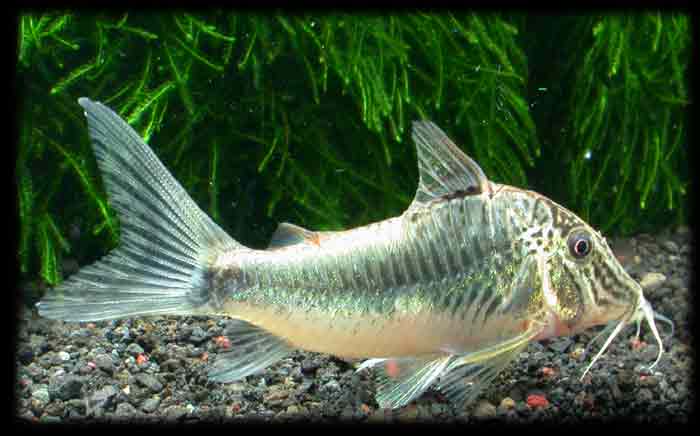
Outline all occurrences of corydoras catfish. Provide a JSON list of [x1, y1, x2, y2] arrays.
[[37, 98, 671, 409]]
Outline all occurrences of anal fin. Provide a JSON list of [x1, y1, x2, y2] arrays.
[[208, 319, 293, 382]]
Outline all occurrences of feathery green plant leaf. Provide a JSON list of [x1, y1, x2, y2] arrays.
[[16, 12, 689, 290]]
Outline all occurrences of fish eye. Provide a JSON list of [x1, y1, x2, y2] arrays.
[[567, 229, 593, 259]]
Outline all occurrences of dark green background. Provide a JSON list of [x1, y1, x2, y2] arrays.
[[16, 12, 690, 293]]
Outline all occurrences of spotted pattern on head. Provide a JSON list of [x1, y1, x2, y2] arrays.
[[548, 202, 641, 327], [500, 188, 642, 334]]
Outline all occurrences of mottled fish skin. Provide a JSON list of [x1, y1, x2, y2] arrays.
[[207, 188, 543, 358], [37, 98, 668, 410], [203, 181, 643, 361]]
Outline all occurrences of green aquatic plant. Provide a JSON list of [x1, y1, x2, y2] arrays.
[[561, 14, 689, 235], [16, 12, 689, 290]]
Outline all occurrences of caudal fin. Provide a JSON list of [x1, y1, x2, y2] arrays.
[[36, 98, 241, 322]]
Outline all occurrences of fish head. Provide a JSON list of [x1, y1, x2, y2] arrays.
[[531, 199, 670, 378], [546, 216, 638, 333]]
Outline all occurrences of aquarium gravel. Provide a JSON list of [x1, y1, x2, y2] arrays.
[[15, 226, 692, 423]]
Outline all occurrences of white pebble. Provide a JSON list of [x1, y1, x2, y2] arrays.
[[639, 272, 667, 292], [57, 351, 71, 361]]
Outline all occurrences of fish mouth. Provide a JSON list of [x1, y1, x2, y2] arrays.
[[578, 295, 673, 380]]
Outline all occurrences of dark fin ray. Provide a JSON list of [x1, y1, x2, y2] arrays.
[[409, 121, 491, 209]]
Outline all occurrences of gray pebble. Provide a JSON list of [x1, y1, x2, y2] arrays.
[[637, 388, 653, 403], [188, 347, 205, 358], [548, 338, 572, 353], [431, 402, 448, 416], [679, 243, 690, 255], [45, 401, 65, 416], [87, 385, 119, 415], [639, 375, 660, 388], [549, 387, 565, 402], [508, 386, 525, 402], [189, 326, 208, 344], [609, 380, 623, 400], [79, 363, 94, 375], [473, 400, 497, 418], [662, 240, 679, 254], [298, 378, 314, 394], [301, 358, 321, 374], [161, 358, 183, 372], [69, 327, 91, 338], [515, 402, 530, 415], [285, 404, 302, 415], [675, 225, 689, 235], [117, 326, 130, 342], [340, 405, 355, 420], [263, 385, 289, 404], [165, 405, 189, 420], [126, 343, 145, 356], [31, 385, 50, 404], [29, 334, 49, 354], [640, 344, 660, 363], [25, 362, 45, 380], [115, 402, 139, 418], [322, 380, 340, 392], [135, 373, 164, 393], [367, 408, 391, 423], [94, 353, 115, 374], [66, 398, 86, 414], [667, 276, 686, 290], [13, 228, 693, 422], [655, 287, 672, 299], [18, 346, 34, 365], [49, 374, 83, 401], [141, 397, 161, 413]]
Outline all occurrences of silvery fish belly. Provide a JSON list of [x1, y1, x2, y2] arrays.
[[37, 98, 670, 410]]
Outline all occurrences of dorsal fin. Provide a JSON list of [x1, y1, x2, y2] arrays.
[[268, 222, 320, 248], [409, 121, 491, 210]]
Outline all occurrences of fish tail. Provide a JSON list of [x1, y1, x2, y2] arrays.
[[36, 98, 242, 322]]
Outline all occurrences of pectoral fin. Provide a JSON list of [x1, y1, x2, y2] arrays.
[[359, 353, 452, 409], [208, 319, 293, 382], [436, 328, 537, 407]]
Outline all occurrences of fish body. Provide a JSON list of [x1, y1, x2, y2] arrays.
[[211, 187, 554, 356], [37, 98, 668, 409]]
